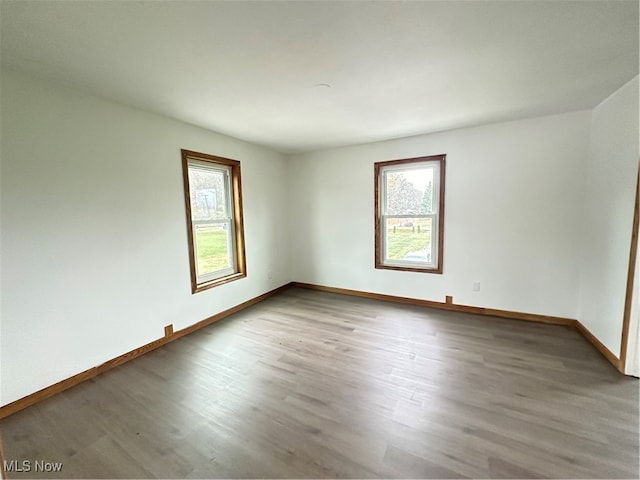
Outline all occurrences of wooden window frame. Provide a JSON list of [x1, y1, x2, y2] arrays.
[[374, 154, 446, 274], [181, 149, 247, 293]]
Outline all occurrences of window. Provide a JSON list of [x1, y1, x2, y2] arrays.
[[375, 154, 446, 273], [181, 149, 246, 293]]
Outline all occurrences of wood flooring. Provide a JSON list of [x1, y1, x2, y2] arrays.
[[1, 287, 638, 478]]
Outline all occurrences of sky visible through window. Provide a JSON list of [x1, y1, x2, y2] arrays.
[[401, 167, 432, 192]]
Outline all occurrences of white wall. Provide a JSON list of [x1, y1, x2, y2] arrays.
[[0, 70, 291, 405], [578, 77, 639, 358], [289, 111, 591, 319]]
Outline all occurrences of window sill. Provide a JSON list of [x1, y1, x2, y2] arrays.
[[375, 263, 443, 274], [192, 271, 247, 294]]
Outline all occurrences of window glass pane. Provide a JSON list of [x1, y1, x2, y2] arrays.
[[194, 223, 231, 277], [385, 167, 434, 215], [385, 217, 433, 262], [188, 166, 228, 221], [182, 150, 246, 293]]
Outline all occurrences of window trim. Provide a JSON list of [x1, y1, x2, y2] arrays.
[[374, 154, 446, 274], [181, 149, 246, 293]]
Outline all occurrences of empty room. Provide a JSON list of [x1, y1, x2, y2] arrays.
[[1, 0, 639, 478]]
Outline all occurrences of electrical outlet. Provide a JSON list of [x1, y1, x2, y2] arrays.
[[472, 281, 481, 292]]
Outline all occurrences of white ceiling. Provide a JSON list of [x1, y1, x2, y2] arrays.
[[1, 0, 638, 154]]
